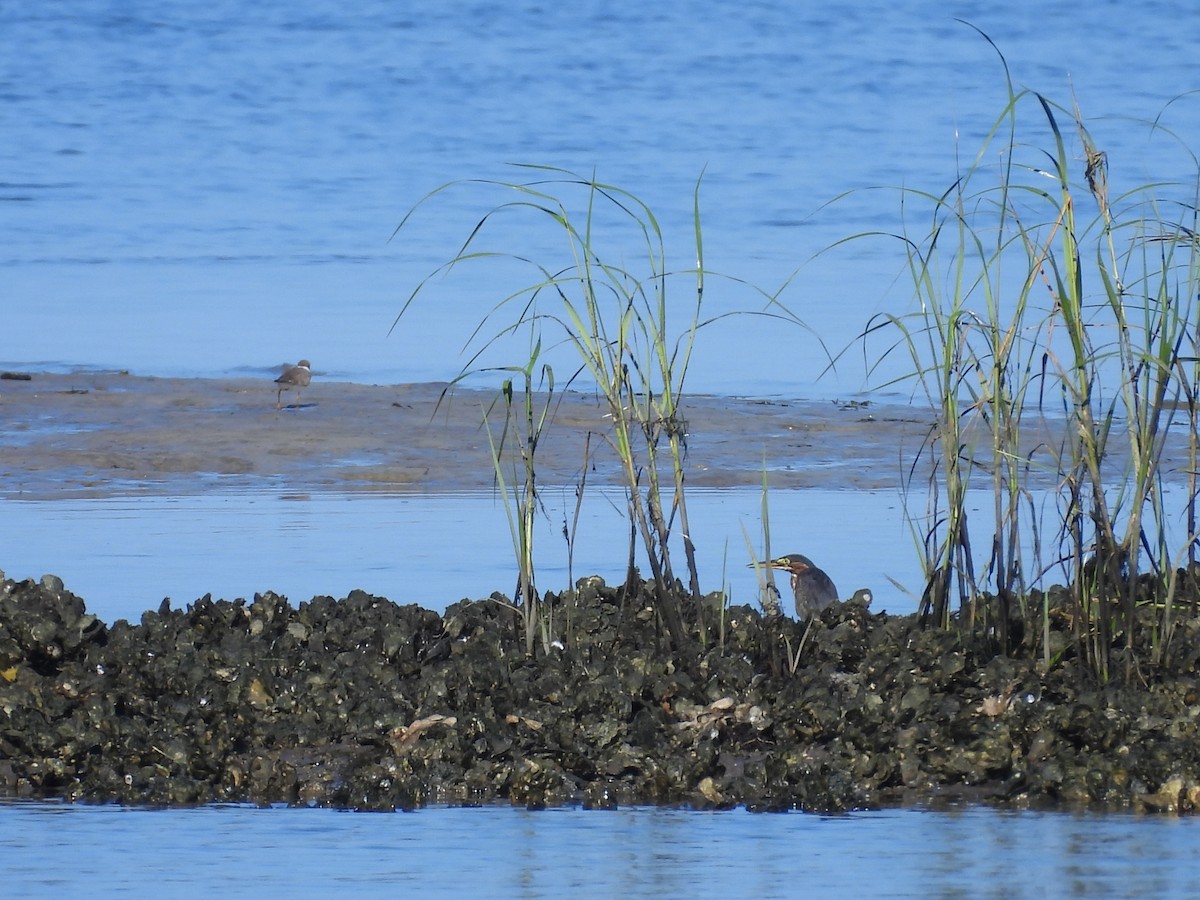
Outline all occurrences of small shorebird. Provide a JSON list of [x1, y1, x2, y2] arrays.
[[749, 553, 839, 619], [274, 359, 312, 409]]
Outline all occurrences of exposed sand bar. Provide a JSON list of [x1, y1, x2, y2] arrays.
[[2, 370, 1188, 499]]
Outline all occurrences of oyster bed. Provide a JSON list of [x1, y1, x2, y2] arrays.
[[3, 573, 1200, 814]]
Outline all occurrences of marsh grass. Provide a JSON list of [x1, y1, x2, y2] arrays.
[[859, 32, 1200, 681], [392, 167, 800, 650], [479, 337, 557, 655], [744, 460, 783, 619], [562, 431, 592, 592]]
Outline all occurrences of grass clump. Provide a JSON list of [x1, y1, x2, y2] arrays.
[[859, 30, 1200, 682], [391, 167, 798, 651]]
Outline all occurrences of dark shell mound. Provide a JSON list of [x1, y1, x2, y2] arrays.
[[3, 573, 1200, 813]]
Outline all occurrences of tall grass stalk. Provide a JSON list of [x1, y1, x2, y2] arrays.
[[480, 339, 556, 655], [745, 457, 782, 618], [562, 431, 592, 593]]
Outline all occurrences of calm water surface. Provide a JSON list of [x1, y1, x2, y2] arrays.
[[4, 0, 1200, 888], [1, 486, 922, 624], [4, 801, 1200, 899], [3, 0, 1197, 397]]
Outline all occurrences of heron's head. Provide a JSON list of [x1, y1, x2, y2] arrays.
[[757, 553, 817, 576], [748, 554, 819, 588]]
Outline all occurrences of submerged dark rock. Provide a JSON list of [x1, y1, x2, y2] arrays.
[[3, 572, 1200, 813]]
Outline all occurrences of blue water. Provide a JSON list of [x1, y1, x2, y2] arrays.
[[0, 486, 923, 625], [4, 0, 1200, 889], [4, 801, 1200, 899], [3, 0, 1196, 397]]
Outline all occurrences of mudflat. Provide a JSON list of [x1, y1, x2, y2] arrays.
[[0, 370, 938, 499]]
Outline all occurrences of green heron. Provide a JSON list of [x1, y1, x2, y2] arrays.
[[750, 553, 839, 618], [275, 359, 311, 409]]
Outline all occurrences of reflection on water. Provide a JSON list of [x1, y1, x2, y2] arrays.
[[3, 801, 1198, 899], [0, 487, 921, 624]]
